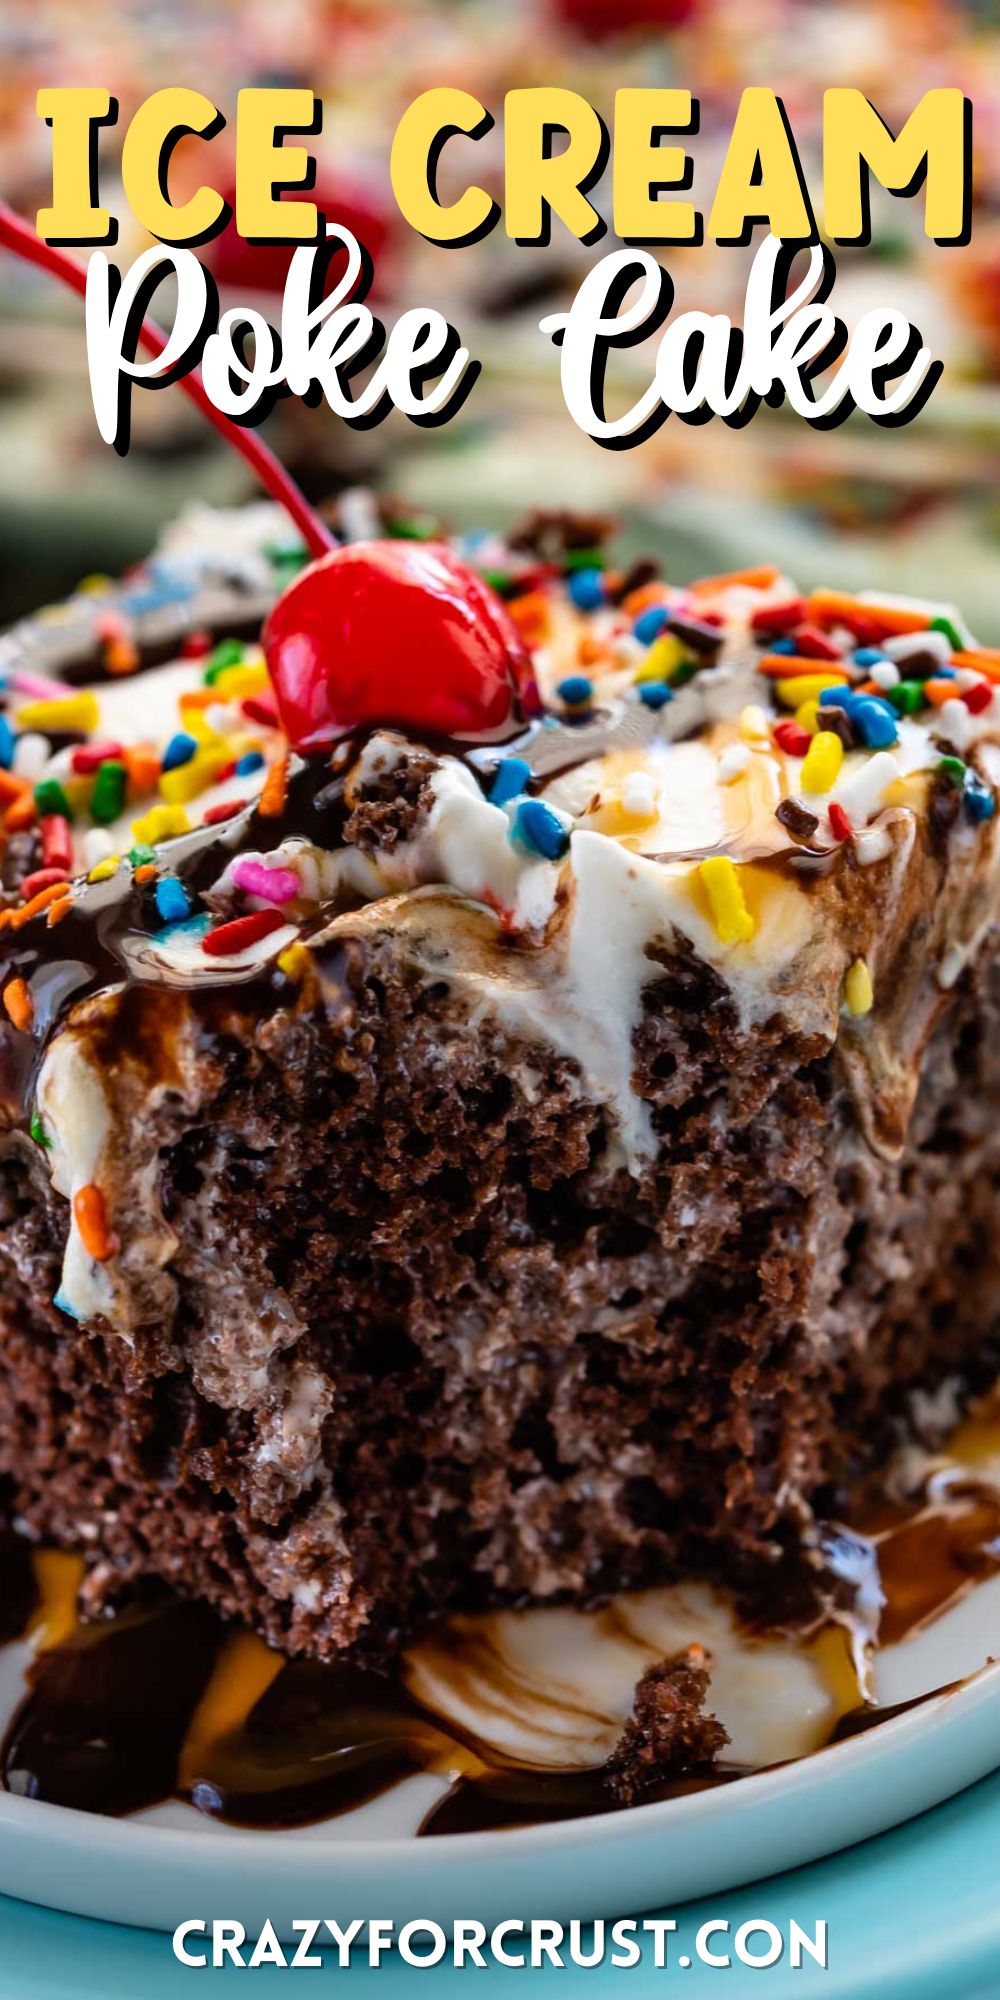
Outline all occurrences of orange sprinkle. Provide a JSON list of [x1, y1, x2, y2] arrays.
[[104, 637, 140, 676], [620, 581, 669, 618], [806, 589, 930, 639], [3, 976, 33, 1030], [46, 896, 73, 927], [123, 746, 162, 797], [258, 751, 289, 819], [133, 863, 158, 884], [690, 565, 781, 598], [10, 881, 71, 928], [506, 590, 551, 643], [577, 634, 606, 666], [923, 678, 961, 707], [0, 771, 27, 806], [4, 792, 37, 833], [178, 688, 216, 713], [72, 1183, 116, 1262]]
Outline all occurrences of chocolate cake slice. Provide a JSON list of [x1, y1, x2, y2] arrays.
[[1, 504, 999, 1661]]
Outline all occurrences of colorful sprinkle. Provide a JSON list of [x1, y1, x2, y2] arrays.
[[844, 959, 874, 1017], [17, 693, 99, 734], [699, 856, 755, 946], [131, 804, 190, 846], [34, 777, 73, 820], [512, 799, 572, 861], [91, 759, 127, 826], [155, 877, 192, 924], [489, 757, 531, 807], [828, 802, 854, 843], [73, 1183, 116, 1262], [800, 731, 844, 796], [258, 753, 290, 819], [3, 976, 33, 1030], [276, 942, 311, 981], [963, 771, 996, 823], [637, 681, 674, 711], [201, 909, 287, 958], [40, 815, 72, 873], [567, 568, 605, 612], [851, 696, 899, 749], [231, 859, 301, 904], [87, 855, 121, 883], [235, 751, 266, 778], [773, 720, 812, 758], [556, 674, 594, 709], [162, 731, 198, 773], [633, 606, 669, 645]]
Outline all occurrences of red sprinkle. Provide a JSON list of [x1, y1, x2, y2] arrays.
[[71, 740, 125, 775], [242, 694, 279, 728], [828, 802, 853, 843], [750, 597, 807, 634], [181, 629, 213, 659], [202, 798, 248, 825], [39, 814, 73, 873], [962, 680, 993, 715], [788, 626, 843, 662], [20, 867, 69, 898], [773, 720, 812, 757], [201, 909, 286, 958]]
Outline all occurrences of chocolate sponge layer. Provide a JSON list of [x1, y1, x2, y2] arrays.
[[1, 922, 999, 1662]]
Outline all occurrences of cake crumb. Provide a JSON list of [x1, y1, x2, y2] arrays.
[[605, 1649, 729, 1806]]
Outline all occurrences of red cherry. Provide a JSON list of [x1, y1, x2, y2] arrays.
[[551, 0, 695, 36], [262, 541, 542, 750]]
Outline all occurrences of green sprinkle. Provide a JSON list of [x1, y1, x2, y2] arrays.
[[34, 777, 73, 820], [203, 637, 246, 684], [930, 614, 964, 652], [90, 759, 126, 826], [29, 1112, 51, 1149], [887, 680, 926, 716], [562, 547, 607, 572], [264, 541, 311, 573], [128, 843, 156, 868], [938, 754, 967, 788]]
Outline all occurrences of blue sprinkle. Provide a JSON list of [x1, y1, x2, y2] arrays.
[[633, 606, 669, 646], [852, 696, 899, 749], [568, 568, 605, 612], [512, 798, 571, 860], [819, 685, 860, 711], [934, 666, 957, 681], [155, 876, 192, 925], [767, 636, 798, 656], [964, 772, 996, 823], [556, 674, 593, 707], [54, 1286, 82, 1322], [853, 647, 886, 667], [0, 714, 14, 770], [236, 750, 266, 777], [489, 756, 531, 807], [162, 731, 198, 773], [638, 681, 674, 711]]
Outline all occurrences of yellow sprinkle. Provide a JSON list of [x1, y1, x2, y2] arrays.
[[131, 804, 190, 846], [159, 750, 230, 806], [844, 958, 874, 1016], [738, 704, 770, 743], [87, 855, 121, 882], [774, 674, 849, 710], [17, 693, 100, 734], [794, 697, 820, 736], [61, 775, 95, 817], [698, 856, 756, 947], [213, 661, 269, 701], [634, 634, 689, 685], [75, 573, 112, 596], [277, 942, 311, 981], [800, 730, 844, 796]]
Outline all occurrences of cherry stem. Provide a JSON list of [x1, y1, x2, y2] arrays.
[[0, 202, 335, 560]]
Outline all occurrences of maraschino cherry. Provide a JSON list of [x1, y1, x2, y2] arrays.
[[262, 540, 541, 750]]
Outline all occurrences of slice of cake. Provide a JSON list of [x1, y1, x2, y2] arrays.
[[1, 502, 999, 1661]]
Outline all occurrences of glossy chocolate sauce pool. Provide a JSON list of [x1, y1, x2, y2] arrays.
[[1, 1438, 998, 1836]]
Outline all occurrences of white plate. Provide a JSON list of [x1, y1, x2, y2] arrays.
[[2, 1564, 1000, 1940]]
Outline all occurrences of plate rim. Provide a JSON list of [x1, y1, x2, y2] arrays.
[[1, 1657, 998, 1870]]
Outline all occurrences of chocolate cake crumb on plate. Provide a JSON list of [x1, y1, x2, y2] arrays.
[[1, 502, 1000, 1663], [606, 1650, 730, 1806]]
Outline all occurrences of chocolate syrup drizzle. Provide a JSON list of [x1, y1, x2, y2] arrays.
[[0, 1472, 995, 1835]]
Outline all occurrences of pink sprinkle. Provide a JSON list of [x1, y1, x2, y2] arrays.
[[231, 858, 301, 904], [9, 669, 77, 699]]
